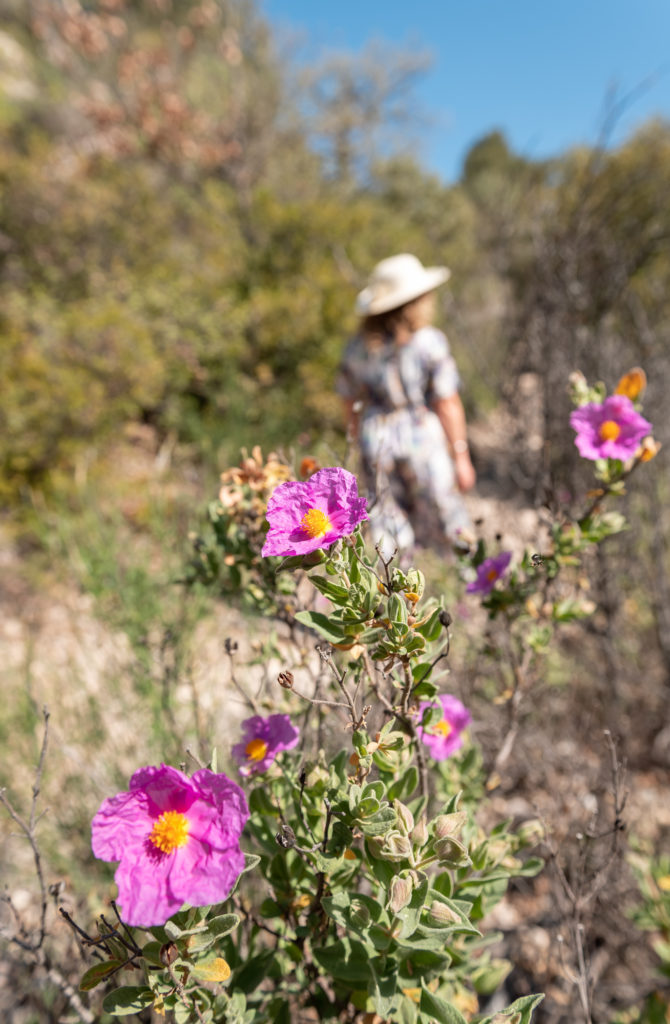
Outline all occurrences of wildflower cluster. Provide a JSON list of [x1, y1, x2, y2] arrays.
[[455, 369, 658, 779], [183, 446, 300, 615], [76, 370, 658, 1023]]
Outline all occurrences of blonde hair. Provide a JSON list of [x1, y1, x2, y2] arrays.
[[361, 291, 434, 343]]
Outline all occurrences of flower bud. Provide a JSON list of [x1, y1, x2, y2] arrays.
[[638, 436, 661, 462], [350, 899, 371, 928], [615, 366, 647, 400], [275, 825, 296, 849], [379, 831, 412, 862], [299, 456, 320, 479], [438, 609, 453, 628], [568, 370, 590, 405], [388, 875, 413, 914], [486, 838, 509, 865], [393, 800, 414, 835], [304, 764, 329, 790], [277, 671, 294, 689], [434, 835, 470, 866], [404, 569, 425, 600], [516, 818, 545, 845], [427, 900, 460, 926], [160, 942, 179, 966], [433, 811, 467, 840], [410, 815, 428, 848]]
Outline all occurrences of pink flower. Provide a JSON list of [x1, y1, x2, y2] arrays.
[[570, 395, 651, 461], [91, 764, 248, 927], [417, 695, 471, 761], [261, 467, 368, 557], [232, 714, 300, 777], [466, 551, 512, 595]]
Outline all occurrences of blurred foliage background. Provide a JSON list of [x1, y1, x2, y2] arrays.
[[1, 0, 668, 506]]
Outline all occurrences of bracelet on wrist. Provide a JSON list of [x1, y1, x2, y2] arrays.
[[452, 439, 469, 454]]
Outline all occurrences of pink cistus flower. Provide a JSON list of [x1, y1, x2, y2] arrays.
[[261, 467, 368, 557], [570, 394, 651, 461], [417, 694, 472, 761], [232, 714, 300, 777], [466, 551, 512, 595], [91, 764, 248, 927]]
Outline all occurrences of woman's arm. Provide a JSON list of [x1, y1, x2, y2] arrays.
[[342, 398, 360, 443], [432, 394, 476, 492]]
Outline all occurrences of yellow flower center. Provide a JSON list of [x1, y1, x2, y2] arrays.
[[300, 508, 332, 539], [245, 738, 268, 762], [149, 811, 189, 854], [430, 719, 452, 738], [598, 420, 621, 442], [486, 568, 499, 582]]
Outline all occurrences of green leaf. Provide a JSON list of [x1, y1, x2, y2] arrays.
[[142, 941, 164, 967], [419, 986, 468, 1023], [478, 993, 544, 1024], [357, 805, 397, 836], [347, 548, 361, 583], [397, 995, 419, 1024], [370, 960, 397, 1017], [312, 939, 372, 983], [208, 913, 240, 938], [362, 780, 386, 801], [102, 986, 155, 1016], [174, 1000, 196, 1024], [388, 765, 419, 802], [241, 852, 261, 873], [397, 877, 428, 939], [164, 919, 187, 940], [432, 871, 453, 899], [79, 960, 124, 991], [275, 554, 306, 572], [412, 675, 438, 700], [294, 610, 350, 643], [310, 575, 350, 604], [396, 926, 459, 952], [233, 950, 277, 994], [471, 958, 512, 994], [551, 597, 595, 622], [388, 592, 409, 626], [415, 607, 444, 642], [268, 1000, 292, 1024]]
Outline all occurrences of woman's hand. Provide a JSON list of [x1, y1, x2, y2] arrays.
[[431, 395, 476, 492], [454, 449, 476, 492]]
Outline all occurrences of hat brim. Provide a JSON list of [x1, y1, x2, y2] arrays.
[[355, 266, 450, 316]]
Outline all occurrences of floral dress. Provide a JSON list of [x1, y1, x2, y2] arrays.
[[337, 326, 471, 557]]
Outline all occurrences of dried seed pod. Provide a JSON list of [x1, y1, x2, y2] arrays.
[[277, 671, 294, 689]]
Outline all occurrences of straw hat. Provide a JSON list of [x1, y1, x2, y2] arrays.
[[355, 253, 450, 316]]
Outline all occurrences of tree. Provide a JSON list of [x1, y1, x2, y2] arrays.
[[298, 40, 431, 183]]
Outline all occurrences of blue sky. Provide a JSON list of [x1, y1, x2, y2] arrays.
[[261, 0, 670, 182]]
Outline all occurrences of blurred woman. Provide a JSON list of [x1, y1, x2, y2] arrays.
[[337, 253, 475, 558]]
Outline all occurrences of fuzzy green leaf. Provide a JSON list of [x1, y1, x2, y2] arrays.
[[79, 960, 125, 991], [101, 986, 155, 1016], [419, 987, 468, 1023]]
